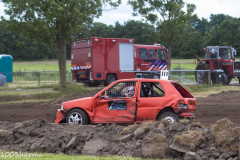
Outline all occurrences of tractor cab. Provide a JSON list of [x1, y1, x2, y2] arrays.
[[205, 46, 236, 60]]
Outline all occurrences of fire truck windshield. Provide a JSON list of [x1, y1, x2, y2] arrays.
[[156, 49, 166, 61]]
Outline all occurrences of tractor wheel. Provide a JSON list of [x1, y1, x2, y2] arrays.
[[222, 73, 228, 85], [195, 63, 208, 84], [158, 111, 179, 123], [227, 77, 232, 85], [104, 74, 117, 86]]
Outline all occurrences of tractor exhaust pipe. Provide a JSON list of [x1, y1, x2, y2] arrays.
[[195, 54, 203, 64]]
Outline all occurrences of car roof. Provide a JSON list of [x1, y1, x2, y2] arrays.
[[115, 78, 178, 83]]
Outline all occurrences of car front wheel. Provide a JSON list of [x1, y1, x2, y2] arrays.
[[158, 111, 179, 123], [66, 109, 89, 124]]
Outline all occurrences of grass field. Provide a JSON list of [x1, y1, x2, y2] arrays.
[[0, 151, 159, 160], [13, 59, 198, 72], [13, 60, 71, 72]]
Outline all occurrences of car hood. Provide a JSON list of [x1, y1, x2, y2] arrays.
[[62, 97, 93, 111]]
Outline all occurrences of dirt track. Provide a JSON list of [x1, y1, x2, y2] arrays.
[[1, 89, 240, 159], [0, 89, 240, 126]]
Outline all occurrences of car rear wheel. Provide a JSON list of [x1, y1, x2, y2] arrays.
[[159, 111, 179, 123], [66, 109, 89, 124]]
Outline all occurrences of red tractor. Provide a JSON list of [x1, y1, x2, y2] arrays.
[[195, 46, 240, 85]]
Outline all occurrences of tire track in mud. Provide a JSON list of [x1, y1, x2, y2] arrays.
[[1, 89, 240, 127]]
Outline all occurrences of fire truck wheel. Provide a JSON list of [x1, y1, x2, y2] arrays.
[[66, 109, 89, 124], [104, 74, 117, 86], [195, 63, 208, 84], [159, 111, 179, 123], [222, 73, 228, 85]]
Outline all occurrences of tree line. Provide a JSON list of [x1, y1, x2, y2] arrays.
[[1, 13, 239, 60]]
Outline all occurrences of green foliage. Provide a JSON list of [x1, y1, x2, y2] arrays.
[[128, 0, 197, 69], [2, 0, 120, 88], [172, 25, 204, 58]]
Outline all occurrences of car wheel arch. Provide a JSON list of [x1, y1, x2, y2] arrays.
[[155, 106, 176, 120], [66, 107, 91, 124]]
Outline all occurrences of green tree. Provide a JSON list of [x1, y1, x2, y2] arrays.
[[2, 0, 120, 87], [128, 0, 196, 70], [172, 26, 203, 59], [218, 19, 238, 46], [122, 20, 159, 44], [193, 18, 210, 36]]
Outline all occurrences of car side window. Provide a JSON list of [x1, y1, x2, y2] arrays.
[[139, 49, 149, 60], [102, 81, 136, 98], [140, 82, 164, 97]]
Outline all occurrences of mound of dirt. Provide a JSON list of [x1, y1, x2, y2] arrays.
[[0, 118, 240, 159]]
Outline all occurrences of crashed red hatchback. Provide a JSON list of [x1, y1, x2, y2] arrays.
[[54, 79, 197, 124]]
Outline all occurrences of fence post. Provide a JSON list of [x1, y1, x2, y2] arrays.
[[38, 72, 40, 86], [178, 64, 180, 83], [208, 69, 211, 85]]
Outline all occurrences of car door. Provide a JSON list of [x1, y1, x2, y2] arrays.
[[136, 80, 166, 121], [93, 80, 138, 123]]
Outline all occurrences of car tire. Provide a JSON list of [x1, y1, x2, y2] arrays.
[[158, 111, 179, 123], [104, 74, 117, 86], [222, 73, 228, 85], [66, 109, 89, 124]]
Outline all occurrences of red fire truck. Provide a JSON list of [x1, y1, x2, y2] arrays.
[[71, 37, 168, 86]]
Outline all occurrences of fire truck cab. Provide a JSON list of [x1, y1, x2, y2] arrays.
[[71, 37, 168, 87]]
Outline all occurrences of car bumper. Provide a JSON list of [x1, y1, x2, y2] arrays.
[[180, 111, 195, 119], [54, 109, 65, 123]]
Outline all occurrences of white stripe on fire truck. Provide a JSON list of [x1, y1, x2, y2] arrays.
[[155, 60, 161, 68], [70, 66, 91, 70], [158, 62, 164, 69], [148, 60, 157, 71], [159, 62, 167, 70]]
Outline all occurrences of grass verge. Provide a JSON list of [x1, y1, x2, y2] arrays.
[[0, 83, 89, 104], [184, 84, 240, 97], [0, 151, 163, 160]]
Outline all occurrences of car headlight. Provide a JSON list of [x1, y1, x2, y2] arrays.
[[60, 105, 63, 111], [178, 103, 188, 109]]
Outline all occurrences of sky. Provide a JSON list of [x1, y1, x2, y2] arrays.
[[0, 0, 240, 26]]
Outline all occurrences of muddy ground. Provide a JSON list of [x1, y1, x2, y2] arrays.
[[1, 89, 240, 159], [0, 89, 240, 127], [0, 118, 240, 160]]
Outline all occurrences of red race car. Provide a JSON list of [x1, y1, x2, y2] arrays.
[[54, 79, 196, 124]]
